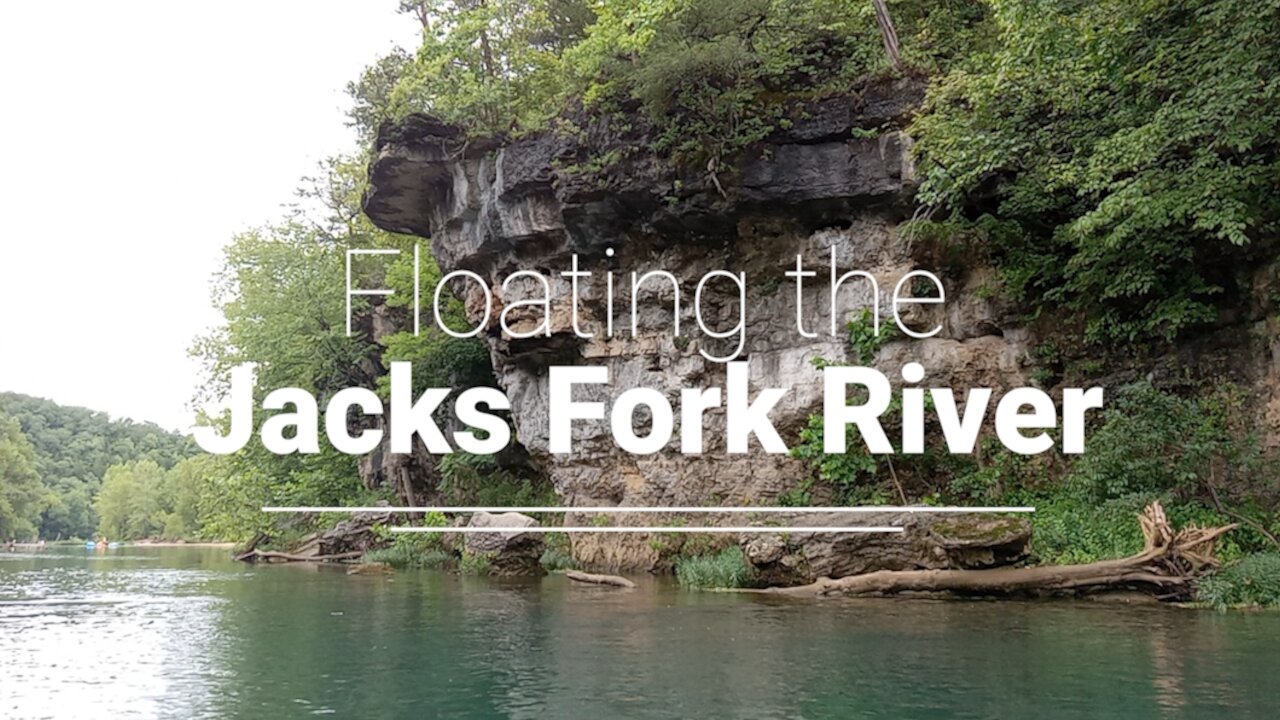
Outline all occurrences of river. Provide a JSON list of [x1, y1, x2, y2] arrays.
[[1, 546, 1277, 719]]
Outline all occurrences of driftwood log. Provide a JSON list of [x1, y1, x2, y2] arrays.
[[762, 503, 1234, 600], [565, 570, 636, 588], [236, 507, 395, 564], [235, 549, 364, 564]]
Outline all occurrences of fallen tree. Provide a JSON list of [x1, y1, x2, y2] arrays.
[[760, 503, 1235, 600], [235, 549, 363, 563], [235, 507, 394, 564], [565, 570, 636, 588]]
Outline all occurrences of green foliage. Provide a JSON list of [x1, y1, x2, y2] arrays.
[[846, 308, 897, 364], [388, 0, 594, 134], [366, 545, 454, 570], [191, 153, 494, 538], [978, 382, 1276, 565], [791, 410, 881, 501], [437, 452, 557, 507], [194, 222, 377, 403], [539, 546, 578, 571], [793, 374, 1279, 566], [566, 0, 989, 165], [378, 241, 491, 395], [1022, 382, 1278, 565], [364, 523, 453, 570], [378, 0, 991, 165], [791, 311, 910, 502], [94, 456, 223, 541], [791, 382, 944, 505], [1197, 554, 1280, 610], [775, 478, 813, 507], [0, 393, 195, 539], [1066, 382, 1261, 503], [912, 0, 1280, 345], [0, 416, 46, 540], [458, 551, 494, 575], [346, 48, 414, 144], [1026, 495, 1265, 567], [675, 546, 754, 589], [95, 460, 167, 540], [1027, 496, 1149, 566], [158, 455, 223, 540]]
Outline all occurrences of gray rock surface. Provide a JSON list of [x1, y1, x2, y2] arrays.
[[362, 80, 1036, 571], [464, 512, 545, 576]]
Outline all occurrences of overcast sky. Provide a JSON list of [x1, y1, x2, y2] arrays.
[[0, 1, 419, 431]]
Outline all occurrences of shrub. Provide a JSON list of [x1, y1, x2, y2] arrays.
[[363, 513, 454, 569], [1063, 383, 1251, 502], [540, 531, 577, 571], [363, 530, 453, 570], [437, 452, 557, 508], [539, 547, 578, 571], [458, 551, 494, 575], [1029, 496, 1151, 566], [1197, 554, 1280, 610]]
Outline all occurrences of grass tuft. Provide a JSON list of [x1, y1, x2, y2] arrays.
[[675, 547, 754, 589]]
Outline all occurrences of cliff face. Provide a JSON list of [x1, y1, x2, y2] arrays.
[[362, 79, 1280, 571]]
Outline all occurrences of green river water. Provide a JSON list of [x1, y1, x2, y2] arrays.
[[1, 546, 1277, 719]]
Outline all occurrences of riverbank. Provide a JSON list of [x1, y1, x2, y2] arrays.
[[5, 541, 237, 549], [127, 540, 238, 548], [256, 503, 1280, 610]]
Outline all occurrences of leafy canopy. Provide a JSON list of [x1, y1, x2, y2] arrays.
[[0, 416, 45, 540], [911, 0, 1280, 344]]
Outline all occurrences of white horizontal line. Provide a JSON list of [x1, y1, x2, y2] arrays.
[[263, 506, 1034, 514], [388, 526, 905, 534]]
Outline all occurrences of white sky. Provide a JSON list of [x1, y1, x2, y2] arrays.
[[0, 1, 420, 432]]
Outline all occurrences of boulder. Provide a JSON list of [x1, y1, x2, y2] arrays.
[[463, 512, 546, 576]]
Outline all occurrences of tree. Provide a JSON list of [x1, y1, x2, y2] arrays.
[[191, 150, 491, 532], [159, 455, 218, 540], [562, 0, 988, 165], [911, 0, 1280, 345], [871, 0, 901, 70], [96, 459, 166, 540], [388, 0, 595, 133], [0, 417, 46, 540], [398, 0, 434, 31], [0, 392, 194, 538], [346, 49, 414, 145]]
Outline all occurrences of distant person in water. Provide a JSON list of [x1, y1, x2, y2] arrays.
[[5, 538, 14, 551]]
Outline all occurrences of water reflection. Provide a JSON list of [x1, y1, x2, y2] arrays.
[[0, 548, 231, 719], [2, 547, 1278, 719]]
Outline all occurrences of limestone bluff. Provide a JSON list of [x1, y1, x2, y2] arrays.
[[357, 77, 1280, 572]]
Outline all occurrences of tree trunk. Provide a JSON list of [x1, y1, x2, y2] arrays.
[[236, 550, 363, 563], [871, 0, 903, 71], [565, 570, 636, 588], [761, 503, 1234, 599]]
